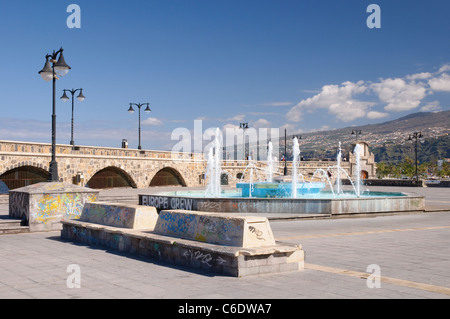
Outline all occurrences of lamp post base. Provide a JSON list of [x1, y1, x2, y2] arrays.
[[48, 161, 59, 182]]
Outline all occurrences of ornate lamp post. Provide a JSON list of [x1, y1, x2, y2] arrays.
[[351, 129, 362, 141], [408, 131, 423, 186], [128, 103, 151, 150], [61, 88, 85, 146], [38, 47, 71, 181]]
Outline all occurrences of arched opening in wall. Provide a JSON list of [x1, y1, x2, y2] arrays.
[[0, 166, 49, 191], [86, 167, 136, 189], [149, 167, 186, 187], [361, 170, 369, 180], [221, 173, 228, 185]]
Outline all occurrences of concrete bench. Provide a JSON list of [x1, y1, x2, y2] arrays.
[[80, 202, 158, 230], [61, 206, 304, 277], [154, 210, 276, 248]]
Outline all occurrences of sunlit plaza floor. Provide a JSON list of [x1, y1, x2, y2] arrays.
[[0, 185, 449, 299]]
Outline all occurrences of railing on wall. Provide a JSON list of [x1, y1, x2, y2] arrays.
[[0, 140, 203, 161]]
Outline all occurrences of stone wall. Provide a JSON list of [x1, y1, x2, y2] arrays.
[[0, 140, 206, 188], [1, 140, 377, 190]]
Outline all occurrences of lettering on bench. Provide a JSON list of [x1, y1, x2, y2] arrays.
[[182, 249, 227, 267], [249, 225, 265, 241], [140, 195, 197, 211]]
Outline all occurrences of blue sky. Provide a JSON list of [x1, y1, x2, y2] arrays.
[[0, 0, 449, 151]]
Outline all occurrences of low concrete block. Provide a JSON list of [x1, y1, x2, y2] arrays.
[[60, 208, 304, 277], [9, 182, 99, 232], [80, 202, 158, 230], [154, 210, 276, 248]]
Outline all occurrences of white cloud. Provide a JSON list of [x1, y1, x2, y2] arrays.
[[222, 123, 239, 135], [142, 117, 163, 126], [261, 102, 293, 107], [370, 78, 427, 112], [367, 111, 389, 119], [227, 114, 246, 122], [405, 72, 432, 80], [420, 101, 441, 112], [286, 64, 450, 124], [279, 123, 302, 134], [287, 80, 374, 122], [428, 73, 450, 92], [252, 118, 271, 129], [438, 63, 450, 73]]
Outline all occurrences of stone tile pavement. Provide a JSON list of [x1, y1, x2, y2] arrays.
[[0, 185, 449, 300]]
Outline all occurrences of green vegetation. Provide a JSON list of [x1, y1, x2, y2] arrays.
[[376, 158, 450, 179], [373, 134, 450, 179], [372, 135, 450, 164]]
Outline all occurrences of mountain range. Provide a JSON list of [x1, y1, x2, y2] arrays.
[[285, 110, 450, 163]]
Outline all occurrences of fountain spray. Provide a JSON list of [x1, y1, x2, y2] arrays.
[[291, 137, 300, 198], [354, 143, 362, 197]]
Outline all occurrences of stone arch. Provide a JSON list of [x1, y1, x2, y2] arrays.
[[361, 170, 369, 180], [0, 165, 50, 191], [86, 166, 137, 189], [149, 167, 187, 187]]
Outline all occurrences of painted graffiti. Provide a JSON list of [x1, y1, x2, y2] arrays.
[[9, 192, 29, 222], [248, 225, 265, 241], [82, 204, 134, 228], [155, 211, 243, 246], [140, 195, 196, 211], [195, 215, 236, 243], [183, 249, 227, 267], [32, 193, 97, 223], [157, 211, 198, 237], [9, 190, 97, 225]]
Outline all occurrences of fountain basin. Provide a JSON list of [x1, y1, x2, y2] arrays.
[[139, 190, 425, 216], [236, 182, 325, 198]]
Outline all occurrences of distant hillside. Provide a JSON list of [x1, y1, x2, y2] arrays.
[[283, 110, 450, 163], [344, 111, 450, 135], [372, 134, 450, 163]]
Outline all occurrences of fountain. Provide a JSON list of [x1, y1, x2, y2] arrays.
[[336, 142, 343, 195], [266, 141, 274, 183], [236, 136, 325, 198], [140, 135, 425, 217], [354, 143, 362, 197], [291, 137, 300, 199], [204, 128, 222, 198]]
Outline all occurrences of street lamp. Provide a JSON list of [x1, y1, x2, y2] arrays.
[[128, 102, 151, 150], [351, 129, 362, 141], [239, 122, 249, 160], [61, 88, 85, 146], [407, 131, 423, 186], [38, 47, 71, 182]]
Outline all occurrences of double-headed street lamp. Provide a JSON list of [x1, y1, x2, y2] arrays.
[[351, 129, 362, 141], [128, 103, 151, 150], [61, 88, 85, 146], [407, 131, 423, 186], [38, 47, 71, 182]]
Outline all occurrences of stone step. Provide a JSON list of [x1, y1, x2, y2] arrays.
[[0, 217, 29, 235], [0, 226, 30, 235], [97, 196, 137, 204], [0, 219, 21, 228], [0, 195, 8, 205]]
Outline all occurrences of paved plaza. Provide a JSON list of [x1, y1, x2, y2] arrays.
[[0, 185, 449, 300]]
